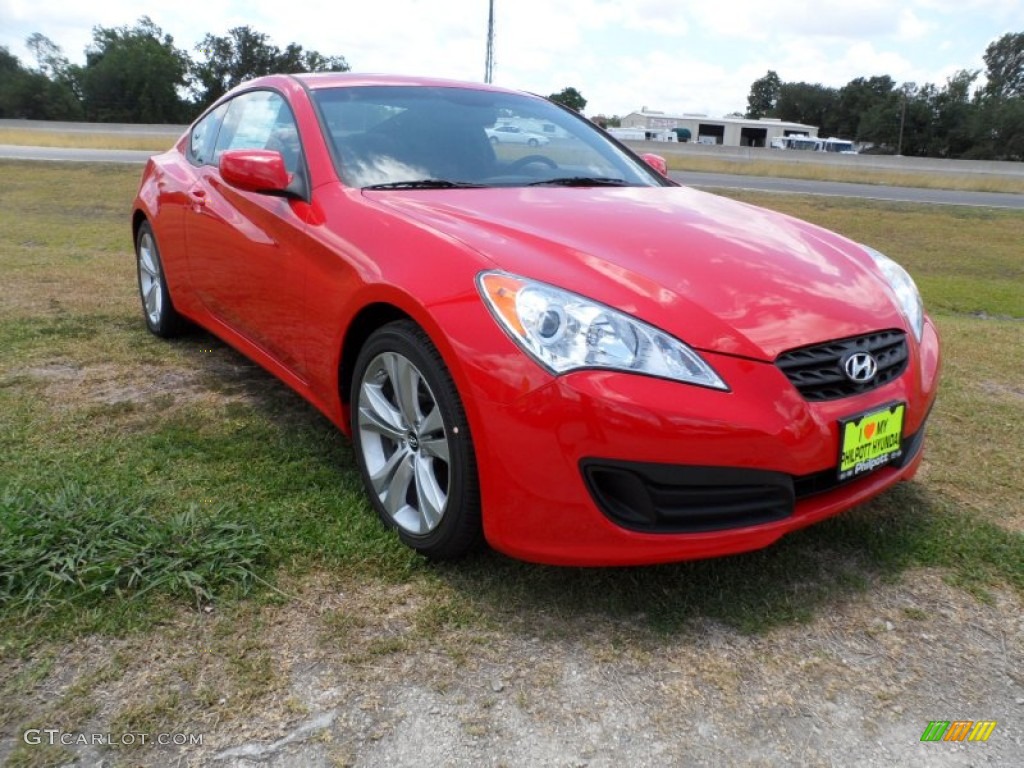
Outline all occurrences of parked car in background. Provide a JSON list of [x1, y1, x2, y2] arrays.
[[131, 74, 939, 566], [485, 124, 550, 146]]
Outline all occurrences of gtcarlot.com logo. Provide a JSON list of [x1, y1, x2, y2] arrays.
[[920, 720, 997, 742], [23, 729, 203, 747]]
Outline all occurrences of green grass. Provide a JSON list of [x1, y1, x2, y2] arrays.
[[0, 127, 176, 152], [662, 151, 1024, 195], [0, 159, 1021, 644], [0, 483, 267, 612]]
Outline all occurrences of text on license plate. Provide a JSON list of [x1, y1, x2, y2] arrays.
[[838, 403, 906, 481]]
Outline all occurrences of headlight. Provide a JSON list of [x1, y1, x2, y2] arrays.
[[864, 246, 924, 341], [477, 271, 728, 390]]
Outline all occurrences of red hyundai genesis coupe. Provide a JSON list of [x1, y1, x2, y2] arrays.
[[131, 73, 940, 566]]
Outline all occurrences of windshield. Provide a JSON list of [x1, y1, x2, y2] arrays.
[[311, 85, 663, 189]]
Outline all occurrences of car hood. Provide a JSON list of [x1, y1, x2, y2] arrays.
[[366, 185, 907, 360]]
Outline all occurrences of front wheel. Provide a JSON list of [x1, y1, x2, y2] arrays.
[[351, 321, 481, 559], [135, 221, 186, 338]]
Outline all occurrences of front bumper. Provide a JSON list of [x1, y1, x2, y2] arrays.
[[468, 318, 940, 566]]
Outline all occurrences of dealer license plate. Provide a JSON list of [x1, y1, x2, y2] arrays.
[[838, 403, 906, 482]]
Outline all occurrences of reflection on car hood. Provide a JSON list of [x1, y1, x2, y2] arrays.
[[367, 185, 907, 360]]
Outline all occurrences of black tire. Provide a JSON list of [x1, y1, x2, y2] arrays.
[[350, 320, 482, 559], [527, 138, 539, 147], [135, 221, 187, 338]]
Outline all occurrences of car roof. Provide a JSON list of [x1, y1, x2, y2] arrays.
[[276, 72, 528, 96]]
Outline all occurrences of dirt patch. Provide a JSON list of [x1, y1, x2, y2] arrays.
[[25, 361, 207, 407], [978, 380, 1024, 401], [12, 356, 274, 417], [2, 570, 1021, 767]]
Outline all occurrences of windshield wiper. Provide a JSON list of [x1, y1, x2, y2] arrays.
[[363, 179, 486, 190], [528, 177, 631, 187]]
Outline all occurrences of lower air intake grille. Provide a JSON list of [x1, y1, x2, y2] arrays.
[[582, 461, 794, 533]]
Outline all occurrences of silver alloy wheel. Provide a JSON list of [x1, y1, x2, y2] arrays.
[[357, 351, 451, 536], [137, 230, 163, 326]]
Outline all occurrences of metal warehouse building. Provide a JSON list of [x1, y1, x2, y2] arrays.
[[621, 108, 818, 148]]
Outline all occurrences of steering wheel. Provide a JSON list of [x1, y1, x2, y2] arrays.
[[506, 154, 558, 173]]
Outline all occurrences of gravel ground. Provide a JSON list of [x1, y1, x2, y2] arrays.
[[2, 569, 1020, 768]]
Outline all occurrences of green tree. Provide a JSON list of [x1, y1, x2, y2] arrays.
[[746, 70, 781, 119], [190, 26, 349, 110], [835, 76, 895, 139], [26, 33, 70, 80], [774, 82, 839, 134], [887, 83, 933, 156], [548, 87, 587, 112], [0, 43, 81, 120], [968, 92, 1024, 160], [983, 32, 1024, 99], [0, 46, 26, 117], [78, 17, 189, 122], [276, 43, 349, 76], [929, 70, 980, 157], [25, 33, 82, 118], [0, 46, 20, 78]]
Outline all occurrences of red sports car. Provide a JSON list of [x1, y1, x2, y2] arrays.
[[131, 74, 940, 566]]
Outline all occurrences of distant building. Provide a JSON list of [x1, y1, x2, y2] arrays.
[[620, 108, 818, 148]]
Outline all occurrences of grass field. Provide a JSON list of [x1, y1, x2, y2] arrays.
[[0, 128, 177, 153], [0, 159, 1021, 766], [663, 154, 1024, 195]]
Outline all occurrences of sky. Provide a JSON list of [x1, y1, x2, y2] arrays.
[[1, 0, 1022, 119]]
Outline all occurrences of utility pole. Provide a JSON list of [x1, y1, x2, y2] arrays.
[[897, 91, 906, 156], [897, 83, 914, 156], [485, 0, 495, 84]]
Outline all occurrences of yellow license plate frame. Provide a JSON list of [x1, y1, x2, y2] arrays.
[[838, 402, 906, 481]]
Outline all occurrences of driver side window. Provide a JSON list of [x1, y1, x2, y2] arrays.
[[213, 91, 303, 175]]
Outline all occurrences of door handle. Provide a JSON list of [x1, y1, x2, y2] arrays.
[[189, 187, 207, 207]]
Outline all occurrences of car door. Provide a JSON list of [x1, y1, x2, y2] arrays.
[[184, 90, 310, 376]]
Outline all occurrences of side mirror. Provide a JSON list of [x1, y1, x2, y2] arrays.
[[220, 149, 291, 194], [642, 153, 668, 177]]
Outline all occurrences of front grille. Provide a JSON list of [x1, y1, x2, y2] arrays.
[[775, 330, 908, 401]]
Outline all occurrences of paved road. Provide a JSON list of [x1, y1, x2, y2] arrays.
[[2, 144, 1022, 209], [0, 144, 158, 164], [0, 118, 182, 136]]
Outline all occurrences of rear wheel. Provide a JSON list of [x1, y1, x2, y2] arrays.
[[351, 321, 481, 559], [135, 221, 186, 338]]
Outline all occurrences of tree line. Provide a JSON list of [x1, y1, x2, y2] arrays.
[[745, 32, 1024, 160], [0, 17, 349, 124]]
